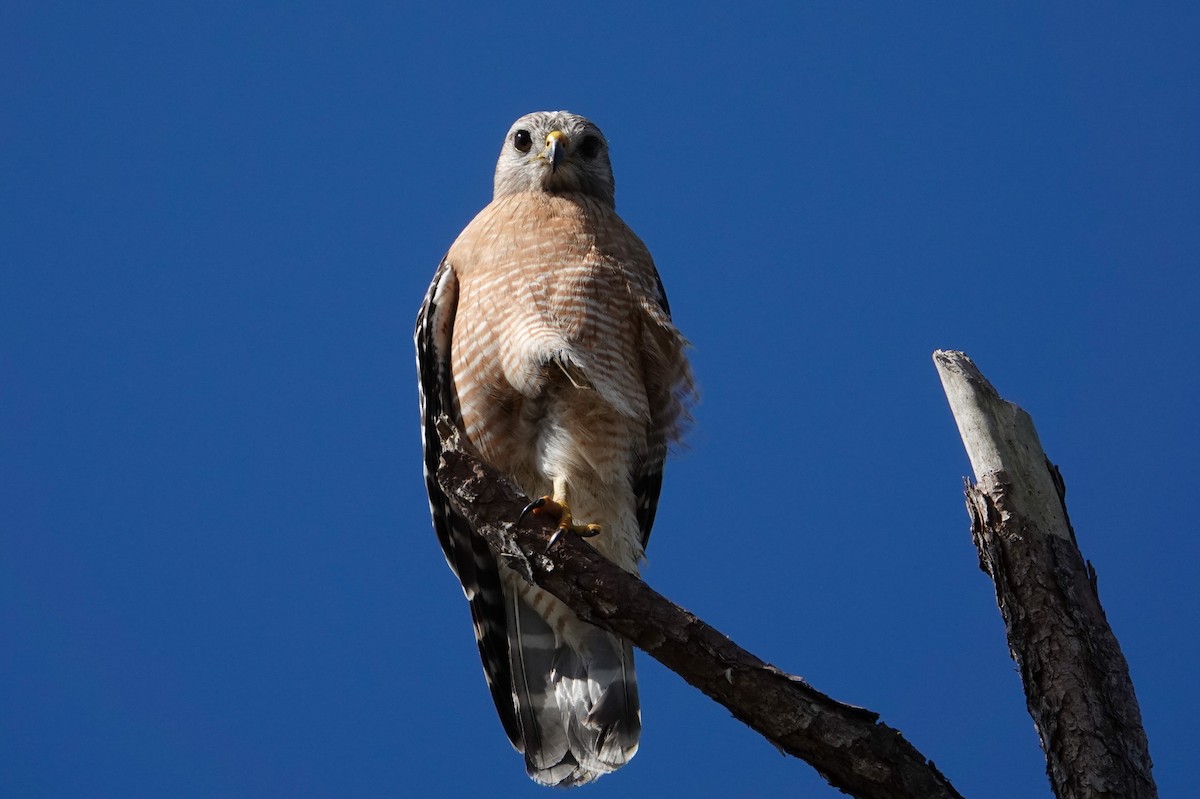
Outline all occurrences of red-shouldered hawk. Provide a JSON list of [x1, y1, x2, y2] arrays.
[[416, 110, 694, 787]]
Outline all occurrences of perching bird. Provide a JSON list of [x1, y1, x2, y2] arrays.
[[416, 110, 694, 786]]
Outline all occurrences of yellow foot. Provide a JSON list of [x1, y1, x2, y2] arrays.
[[518, 496, 601, 548]]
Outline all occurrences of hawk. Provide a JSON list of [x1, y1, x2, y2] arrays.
[[416, 110, 694, 786]]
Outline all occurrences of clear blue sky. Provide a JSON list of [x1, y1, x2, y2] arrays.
[[3, 3, 1197, 797]]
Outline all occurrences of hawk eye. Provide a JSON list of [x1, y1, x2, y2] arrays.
[[577, 135, 602, 159], [513, 129, 533, 152]]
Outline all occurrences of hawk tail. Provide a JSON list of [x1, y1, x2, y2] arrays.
[[507, 588, 640, 787]]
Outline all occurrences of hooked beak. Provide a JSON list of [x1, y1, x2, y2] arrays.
[[544, 130, 567, 173]]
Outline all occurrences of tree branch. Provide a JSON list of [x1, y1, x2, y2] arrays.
[[434, 417, 963, 799], [933, 350, 1156, 799]]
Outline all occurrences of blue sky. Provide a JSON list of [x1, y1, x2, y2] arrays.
[[3, 3, 1197, 797]]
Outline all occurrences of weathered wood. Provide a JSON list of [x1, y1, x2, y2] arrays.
[[933, 350, 1156, 799], [435, 417, 963, 799]]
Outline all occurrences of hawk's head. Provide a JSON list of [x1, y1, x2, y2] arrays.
[[494, 111, 615, 208]]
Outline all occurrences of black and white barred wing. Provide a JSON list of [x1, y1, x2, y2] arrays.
[[414, 258, 521, 747]]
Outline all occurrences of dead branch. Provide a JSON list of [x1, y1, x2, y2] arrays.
[[934, 350, 1156, 799], [435, 417, 963, 799]]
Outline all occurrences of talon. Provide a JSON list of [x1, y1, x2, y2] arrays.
[[546, 523, 601, 551], [519, 496, 548, 523], [521, 495, 603, 549]]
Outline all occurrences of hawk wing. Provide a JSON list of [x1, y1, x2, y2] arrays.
[[632, 267, 690, 549], [415, 257, 522, 747]]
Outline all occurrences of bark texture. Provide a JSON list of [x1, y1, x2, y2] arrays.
[[933, 350, 1156, 799], [434, 417, 962, 799]]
